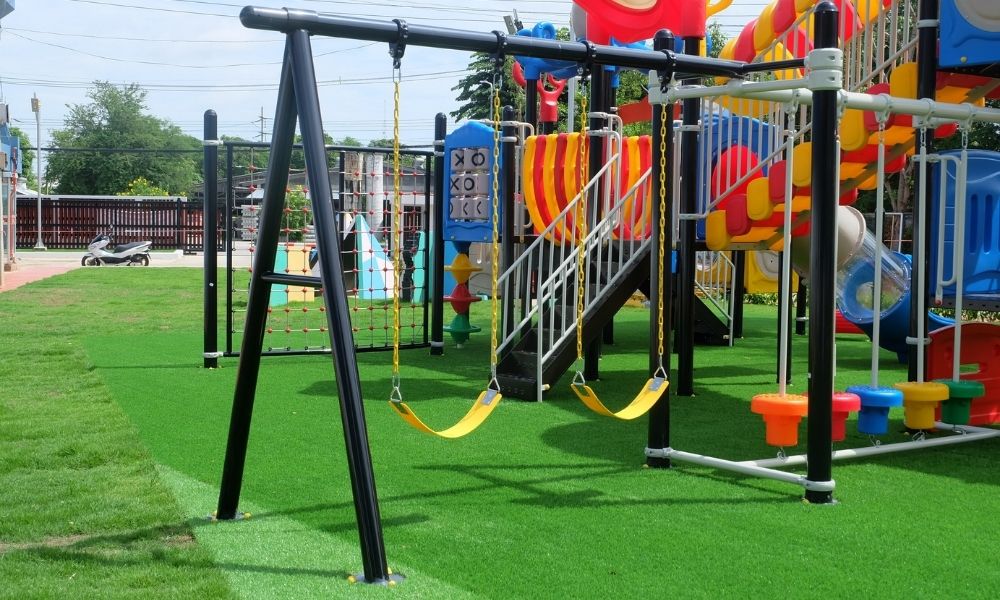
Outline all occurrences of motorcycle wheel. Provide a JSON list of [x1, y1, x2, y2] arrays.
[[138, 255, 150, 267], [82, 256, 101, 266]]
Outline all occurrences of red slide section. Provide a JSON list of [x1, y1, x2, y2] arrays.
[[927, 323, 1000, 426]]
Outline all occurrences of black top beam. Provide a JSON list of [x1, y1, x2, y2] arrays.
[[240, 6, 759, 79]]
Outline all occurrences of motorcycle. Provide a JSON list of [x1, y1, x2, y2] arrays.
[[81, 233, 152, 266]]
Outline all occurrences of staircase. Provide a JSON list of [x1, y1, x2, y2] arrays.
[[496, 242, 652, 400], [494, 124, 654, 401]]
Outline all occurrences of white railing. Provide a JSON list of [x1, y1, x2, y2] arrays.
[[694, 250, 736, 346], [496, 115, 656, 400]]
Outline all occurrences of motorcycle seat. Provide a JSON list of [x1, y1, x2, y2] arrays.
[[113, 242, 148, 253]]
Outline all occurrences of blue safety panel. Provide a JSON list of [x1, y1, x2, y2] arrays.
[[929, 150, 1000, 304], [443, 121, 503, 243], [940, 0, 1000, 69]]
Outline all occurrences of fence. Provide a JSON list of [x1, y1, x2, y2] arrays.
[[15, 195, 217, 252]]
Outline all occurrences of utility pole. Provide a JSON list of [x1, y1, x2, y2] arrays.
[[30, 93, 46, 250]]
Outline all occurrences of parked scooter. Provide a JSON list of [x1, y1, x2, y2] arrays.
[[81, 233, 152, 266]]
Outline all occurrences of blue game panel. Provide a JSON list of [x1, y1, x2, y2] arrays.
[[442, 121, 504, 243]]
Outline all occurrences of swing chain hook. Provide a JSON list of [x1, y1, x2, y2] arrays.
[[572, 368, 587, 387], [958, 114, 972, 149], [490, 30, 508, 90], [653, 361, 667, 382], [389, 18, 408, 75], [389, 373, 403, 403], [577, 41, 596, 82]]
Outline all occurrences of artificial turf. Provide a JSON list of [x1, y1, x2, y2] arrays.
[[3, 268, 999, 598]]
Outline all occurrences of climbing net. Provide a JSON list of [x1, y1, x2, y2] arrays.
[[222, 143, 432, 355]]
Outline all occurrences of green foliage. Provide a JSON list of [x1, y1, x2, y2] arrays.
[[47, 82, 201, 196], [283, 185, 309, 242], [117, 176, 170, 197], [368, 137, 417, 167], [707, 21, 727, 59], [451, 55, 524, 122], [8, 126, 34, 187], [744, 292, 780, 306]]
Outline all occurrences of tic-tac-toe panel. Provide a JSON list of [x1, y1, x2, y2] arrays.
[[443, 121, 503, 243]]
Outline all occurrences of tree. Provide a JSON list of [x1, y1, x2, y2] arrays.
[[47, 82, 201, 195], [451, 55, 524, 122]]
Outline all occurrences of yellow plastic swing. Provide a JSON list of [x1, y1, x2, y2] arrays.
[[387, 67, 503, 438], [569, 102, 669, 419]]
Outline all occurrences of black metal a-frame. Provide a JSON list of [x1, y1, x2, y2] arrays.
[[213, 31, 394, 584]]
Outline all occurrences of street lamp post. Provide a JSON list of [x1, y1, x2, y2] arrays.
[[31, 93, 46, 250]]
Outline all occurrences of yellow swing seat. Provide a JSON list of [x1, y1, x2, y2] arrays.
[[389, 389, 501, 439], [570, 372, 667, 421]]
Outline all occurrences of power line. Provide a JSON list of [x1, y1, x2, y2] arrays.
[[0, 26, 283, 44], [4, 30, 378, 69]]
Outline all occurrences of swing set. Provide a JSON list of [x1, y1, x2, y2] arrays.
[[385, 42, 670, 438]]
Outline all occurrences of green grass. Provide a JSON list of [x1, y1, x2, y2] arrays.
[[2, 268, 999, 598]]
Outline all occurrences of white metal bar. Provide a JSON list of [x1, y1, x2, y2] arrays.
[[743, 423, 1000, 469], [649, 448, 833, 491]]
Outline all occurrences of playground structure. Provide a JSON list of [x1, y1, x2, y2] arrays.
[[203, 0, 1000, 586]]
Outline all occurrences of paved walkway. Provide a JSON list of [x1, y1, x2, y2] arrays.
[[0, 263, 80, 292]]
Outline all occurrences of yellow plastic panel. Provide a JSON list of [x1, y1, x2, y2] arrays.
[[792, 142, 813, 187], [747, 178, 774, 220], [839, 109, 870, 152]]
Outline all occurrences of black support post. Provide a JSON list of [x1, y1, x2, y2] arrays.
[[909, 0, 938, 381], [288, 29, 390, 583], [584, 66, 607, 382], [525, 79, 538, 133], [203, 110, 219, 369], [217, 40, 298, 520], [501, 105, 517, 340], [795, 279, 807, 335], [805, 1, 838, 505], [646, 29, 675, 469], [431, 113, 446, 356], [731, 250, 745, 338], [676, 35, 701, 397]]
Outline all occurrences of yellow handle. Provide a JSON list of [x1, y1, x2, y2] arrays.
[[707, 0, 733, 18]]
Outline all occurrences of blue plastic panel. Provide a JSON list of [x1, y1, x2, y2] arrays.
[[929, 150, 1000, 303], [940, 0, 1000, 69]]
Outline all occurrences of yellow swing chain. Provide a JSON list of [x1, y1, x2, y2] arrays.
[[385, 32, 504, 438], [654, 102, 668, 376], [568, 90, 668, 420], [488, 67, 502, 390], [390, 61, 404, 403], [574, 89, 589, 371]]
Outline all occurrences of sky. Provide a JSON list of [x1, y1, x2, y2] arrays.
[[0, 0, 768, 167]]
